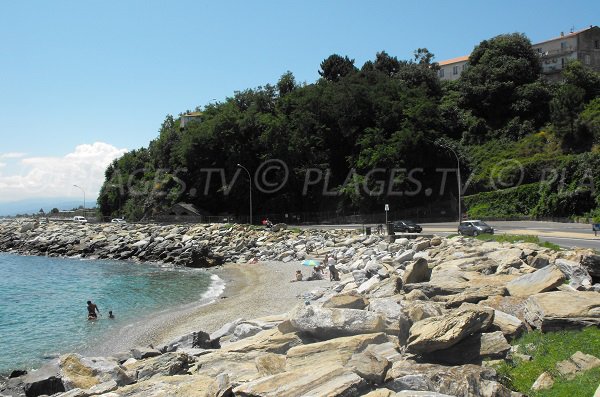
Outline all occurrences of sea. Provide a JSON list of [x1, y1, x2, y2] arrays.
[[0, 252, 223, 374]]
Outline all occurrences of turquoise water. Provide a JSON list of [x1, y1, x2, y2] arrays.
[[0, 253, 219, 373]]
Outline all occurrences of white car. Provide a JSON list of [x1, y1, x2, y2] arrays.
[[73, 216, 88, 223], [111, 218, 126, 224]]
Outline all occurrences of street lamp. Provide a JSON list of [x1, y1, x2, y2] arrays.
[[73, 184, 86, 218], [438, 144, 462, 226], [236, 164, 252, 225]]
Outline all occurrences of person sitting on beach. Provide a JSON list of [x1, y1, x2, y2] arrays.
[[87, 300, 100, 320], [108, 311, 115, 319], [290, 270, 303, 282], [307, 267, 323, 281]]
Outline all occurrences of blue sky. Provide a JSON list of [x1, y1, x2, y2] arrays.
[[0, 0, 598, 205]]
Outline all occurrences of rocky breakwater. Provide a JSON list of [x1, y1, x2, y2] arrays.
[[0, 220, 361, 268], [3, 229, 600, 397]]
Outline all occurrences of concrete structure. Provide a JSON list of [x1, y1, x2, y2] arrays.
[[438, 25, 600, 82]]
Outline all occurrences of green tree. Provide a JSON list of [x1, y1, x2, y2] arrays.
[[277, 71, 297, 96], [318, 54, 357, 82]]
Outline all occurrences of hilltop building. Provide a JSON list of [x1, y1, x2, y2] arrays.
[[438, 25, 600, 82], [179, 111, 203, 130]]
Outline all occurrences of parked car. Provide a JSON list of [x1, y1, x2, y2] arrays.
[[392, 220, 422, 233], [457, 220, 494, 236], [73, 216, 88, 223], [111, 218, 126, 224]]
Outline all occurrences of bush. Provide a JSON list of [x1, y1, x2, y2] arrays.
[[464, 183, 542, 218]]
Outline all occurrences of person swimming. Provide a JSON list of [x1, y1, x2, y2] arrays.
[[108, 310, 115, 319]]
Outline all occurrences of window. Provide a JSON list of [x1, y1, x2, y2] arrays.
[[561, 42, 567, 51], [584, 54, 591, 65], [561, 58, 565, 68], [439, 69, 445, 78], [453, 65, 459, 75], [462, 63, 468, 71], [595, 40, 600, 49]]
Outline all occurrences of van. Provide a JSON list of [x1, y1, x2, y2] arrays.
[[73, 216, 88, 223]]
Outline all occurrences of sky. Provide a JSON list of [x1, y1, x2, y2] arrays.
[[0, 0, 598, 208]]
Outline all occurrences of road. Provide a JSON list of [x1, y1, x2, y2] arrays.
[[420, 221, 600, 250], [298, 221, 600, 250]]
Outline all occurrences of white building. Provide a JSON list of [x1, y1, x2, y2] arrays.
[[438, 25, 600, 82]]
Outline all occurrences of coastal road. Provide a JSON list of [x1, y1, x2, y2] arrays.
[[298, 221, 600, 250]]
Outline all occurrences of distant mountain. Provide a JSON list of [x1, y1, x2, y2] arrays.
[[0, 197, 97, 216]]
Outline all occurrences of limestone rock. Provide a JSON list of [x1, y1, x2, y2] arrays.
[[131, 347, 162, 360], [232, 365, 364, 397], [407, 304, 494, 354], [347, 350, 391, 384], [581, 253, 600, 279], [555, 259, 592, 289], [426, 331, 511, 364], [531, 371, 554, 391], [506, 265, 565, 297], [489, 309, 526, 340], [529, 254, 550, 269], [402, 258, 431, 284], [444, 286, 507, 308], [556, 351, 600, 380], [103, 374, 219, 397], [404, 289, 429, 301], [222, 328, 303, 354], [125, 352, 195, 381], [322, 292, 369, 309], [60, 354, 134, 390], [523, 291, 600, 331], [255, 353, 287, 377], [22, 361, 65, 397], [288, 305, 386, 339]]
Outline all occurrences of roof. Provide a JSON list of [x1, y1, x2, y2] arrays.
[[182, 111, 203, 117], [174, 202, 202, 215], [534, 25, 597, 46], [438, 55, 469, 66]]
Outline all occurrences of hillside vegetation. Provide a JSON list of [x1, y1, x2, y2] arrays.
[[98, 33, 600, 222]]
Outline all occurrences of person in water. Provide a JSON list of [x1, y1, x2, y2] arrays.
[[108, 311, 115, 319], [87, 300, 100, 319]]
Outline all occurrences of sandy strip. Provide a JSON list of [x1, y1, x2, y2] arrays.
[[85, 261, 331, 357]]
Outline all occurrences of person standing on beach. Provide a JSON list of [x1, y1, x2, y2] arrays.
[[328, 254, 340, 281], [87, 300, 100, 319]]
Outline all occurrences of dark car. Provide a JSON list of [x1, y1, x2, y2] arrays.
[[457, 220, 494, 236], [392, 220, 422, 233]]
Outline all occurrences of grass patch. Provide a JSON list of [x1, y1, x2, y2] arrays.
[[473, 233, 561, 251], [495, 327, 600, 396]]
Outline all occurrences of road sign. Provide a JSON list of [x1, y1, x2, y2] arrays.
[[384, 204, 389, 211]]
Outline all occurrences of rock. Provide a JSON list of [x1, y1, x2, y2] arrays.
[[352, 270, 369, 285], [581, 253, 600, 279], [347, 349, 391, 384], [223, 328, 303, 354], [272, 223, 287, 232], [404, 289, 429, 301], [131, 347, 162, 360], [368, 297, 412, 343], [87, 380, 118, 394], [124, 352, 195, 382], [231, 323, 263, 342], [368, 276, 403, 298], [555, 259, 593, 289], [60, 354, 134, 390], [531, 371, 554, 391], [288, 305, 386, 339], [286, 333, 390, 371], [322, 292, 369, 309], [9, 369, 27, 378], [523, 291, 600, 331], [395, 249, 415, 264], [412, 240, 431, 252], [426, 331, 511, 364], [489, 309, 526, 340], [255, 353, 287, 377], [357, 275, 382, 294], [529, 254, 550, 269], [444, 286, 507, 308], [22, 361, 65, 397], [402, 258, 431, 284], [385, 360, 512, 397], [506, 265, 565, 297], [232, 365, 364, 397], [431, 237, 442, 246], [556, 351, 600, 380], [407, 304, 494, 354], [103, 374, 219, 397], [402, 300, 445, 324]]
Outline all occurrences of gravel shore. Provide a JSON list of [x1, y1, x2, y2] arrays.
[[85, 261, 331, 356]]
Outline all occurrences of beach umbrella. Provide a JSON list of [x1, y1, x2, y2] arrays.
[[301, 259, 321, 267]]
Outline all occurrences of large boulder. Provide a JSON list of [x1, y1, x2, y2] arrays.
[[488, 309, 526, 340], [124, 352, 195, 381], [322, 292, 369, 310], [425, 331, 511, 364], [506, 265, 565, 297], [402, 258, 431, 284], [555, 259, 593, 289], [555, 351, 600, 380], [385, 360, 512, 397], [347, 349, 391, 384], [22, 361, 65, 397], [407, 304, 494, 354], [288, 305, 386, 339], [580, 253, 600, 279], [523, 291, 600, 331], [59, 354, 134, 390], [444, 286, 507, 308]]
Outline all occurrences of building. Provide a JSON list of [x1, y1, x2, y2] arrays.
[[437, 25, 600, 82], [179, 111, 203, 130]]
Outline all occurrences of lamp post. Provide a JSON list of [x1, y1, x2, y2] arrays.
[[73, 184, 86, 218], [439, 145, 462, 225], [236, 164, 252, 225]]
